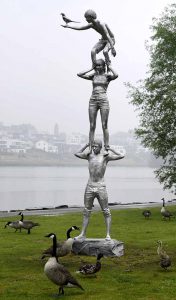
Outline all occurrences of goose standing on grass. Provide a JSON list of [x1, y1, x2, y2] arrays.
[[44, 233, 84, 296], [42, 225, 79, 259], [161, 198, 173, 220], [142, 210, 151, 219], [76, 253, 103, 275], [18, 212, 39, 234], [157, 240, 171, 270], [4, 221, 22, 232], [161, 198, 166, 214]]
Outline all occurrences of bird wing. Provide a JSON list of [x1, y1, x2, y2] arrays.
[[21, 220, 39, 229], [160, 257, 171, 268], [63, 16, 79, 23], [12, 221, 21, 228], [63, 16, 72, 23], [162, 210, 173, 217], [79, 263, 96, 274], [55, 263, 83, 287], [42, 241, 63, 255], [45, 263, 66, 285]]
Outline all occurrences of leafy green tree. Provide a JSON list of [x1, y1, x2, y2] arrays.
[[127, 4, 176, 193]]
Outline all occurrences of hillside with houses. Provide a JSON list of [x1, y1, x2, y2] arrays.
[[0, 122, 161, 167]]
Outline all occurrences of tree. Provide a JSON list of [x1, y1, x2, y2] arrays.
[[127, 4, 176, 193]]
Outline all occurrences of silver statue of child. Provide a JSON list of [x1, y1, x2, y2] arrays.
[[61, 9, 116, 67], [74, 140, 124, 240]]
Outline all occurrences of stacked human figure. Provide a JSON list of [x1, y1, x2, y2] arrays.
[[62, 9, 124, 240]]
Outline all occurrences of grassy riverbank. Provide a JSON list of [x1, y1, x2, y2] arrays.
[[0, 207, 176, 299]]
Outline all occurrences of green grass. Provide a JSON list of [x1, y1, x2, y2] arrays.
[[0, 206, 176, 299]]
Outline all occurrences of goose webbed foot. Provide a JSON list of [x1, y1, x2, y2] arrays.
[[51, 293, 62, 298], [51, 287, 64, 297]]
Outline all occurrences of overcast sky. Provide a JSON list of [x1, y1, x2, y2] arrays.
[[0, 0, 173, 135]]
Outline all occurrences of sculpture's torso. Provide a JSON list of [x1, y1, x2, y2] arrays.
[[91, 74, 109, 97], [88, 153, 107, 185], [92, 21, 114, 41]]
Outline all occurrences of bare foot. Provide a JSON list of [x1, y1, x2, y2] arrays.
[[105, 235, 111, 241], [74, 234, 86, 240]]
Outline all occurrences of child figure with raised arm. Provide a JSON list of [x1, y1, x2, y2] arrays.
[[61, 9, 116, 67]]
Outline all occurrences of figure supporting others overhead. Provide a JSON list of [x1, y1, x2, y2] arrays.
[[77, 59, 118, 151], [74, 140, 124, 240]]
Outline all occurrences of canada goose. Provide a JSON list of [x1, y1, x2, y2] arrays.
[[161, 198, 166, 213], [44, 233, 84, 295], [161, 198, 173, 220], [42, 225, 79, 259], [142, 210, 151, 219], [157, 240, 171, 270], [76, 253, 103, 275], [4, 221, 22, 232], [18, 212, 39, 234]]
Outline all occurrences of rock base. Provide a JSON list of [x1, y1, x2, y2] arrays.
[[72, 238, 124, 257]]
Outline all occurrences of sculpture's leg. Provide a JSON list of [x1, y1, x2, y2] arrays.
[[103, 50, 111, 67], [75, 185, 94, 240], [103, 40, 115, 69], [75, 208, 92, 239], [91, 40, 106, 67], [91, 48, 97, 67], [103, 208, 112, 240], [89, 105, 98, 149], [100, 108, 110, 151], [98, 187, 111, 240]]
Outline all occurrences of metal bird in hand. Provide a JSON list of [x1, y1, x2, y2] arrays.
[[61, 13, 80, 25]]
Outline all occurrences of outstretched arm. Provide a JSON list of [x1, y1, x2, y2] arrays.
[[77, 67, 94, 80], [107, 64, 118, 80], [75, 143, 90, 159], [107, 147, 125, 161], [61, 24, 92, 30]]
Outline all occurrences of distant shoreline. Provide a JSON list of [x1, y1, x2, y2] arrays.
[[1, 200, 176, 218], [0, 157, 158, 168], [0, 161, 158, 168]]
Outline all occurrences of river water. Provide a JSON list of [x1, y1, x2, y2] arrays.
[[0, 166, 172, 211]]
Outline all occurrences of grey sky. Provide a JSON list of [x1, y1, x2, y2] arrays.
[[0, 0, 173, 135]]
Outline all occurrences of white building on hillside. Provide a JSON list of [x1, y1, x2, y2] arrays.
[[35, 140, 58, 153], [0, 137, 32, 153], [66, 133, 82, 145]]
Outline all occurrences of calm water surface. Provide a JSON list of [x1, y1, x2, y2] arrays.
[[0, 166, 172, 211]]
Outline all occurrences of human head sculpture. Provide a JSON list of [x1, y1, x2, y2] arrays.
[[95, 58, 106, 73], [92, 139, 102, 154], [84, 9, 97, 23]]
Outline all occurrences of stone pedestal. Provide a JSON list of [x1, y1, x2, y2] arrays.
[[72, 238, 124, 257]]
